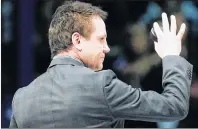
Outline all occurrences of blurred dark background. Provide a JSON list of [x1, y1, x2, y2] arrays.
[[1, 0, 198, 128]]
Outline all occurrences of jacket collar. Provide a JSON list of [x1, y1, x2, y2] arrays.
[[48, 55, 87, 69]]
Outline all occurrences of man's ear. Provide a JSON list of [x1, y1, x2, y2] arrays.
[[72, 32, 82, 51]]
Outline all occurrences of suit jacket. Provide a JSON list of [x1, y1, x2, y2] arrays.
[[10, 55, 193, 128]]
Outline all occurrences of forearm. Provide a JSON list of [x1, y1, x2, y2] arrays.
[[161, 55, 192, 118]]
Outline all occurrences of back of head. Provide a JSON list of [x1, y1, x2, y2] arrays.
[[48, 0, 108, 59]]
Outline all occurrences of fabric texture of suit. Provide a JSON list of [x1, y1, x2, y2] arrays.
[[10, 55, 193, 128]]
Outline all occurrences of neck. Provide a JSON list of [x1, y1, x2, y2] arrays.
[[56, 49, 89, 68], [57, 48, 80, 60]]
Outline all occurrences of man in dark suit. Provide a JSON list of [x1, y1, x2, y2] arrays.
[[10, 1, 193, 128]]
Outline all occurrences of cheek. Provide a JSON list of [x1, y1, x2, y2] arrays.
[[83, 43, 96, 54], [84, 41, 103, 57], [91, 46, 103, 63], [90, 43, 103, 54]]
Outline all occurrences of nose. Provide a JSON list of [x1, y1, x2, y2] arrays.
[[103, 44, 110, 53]]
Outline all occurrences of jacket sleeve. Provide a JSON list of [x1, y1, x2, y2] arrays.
[[102, 55, 193, 122], [9, 115, 18, 128], [9, 88, 22, 128], [9, 94, 18, 128]]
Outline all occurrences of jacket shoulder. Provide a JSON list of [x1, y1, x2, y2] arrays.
[[94, 69, 117, 86]]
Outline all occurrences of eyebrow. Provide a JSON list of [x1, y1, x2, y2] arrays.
[[97, 34, 107, 38]]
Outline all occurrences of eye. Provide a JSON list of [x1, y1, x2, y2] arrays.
[[100, 37, 105, 41], [100, 37, 107, 41]]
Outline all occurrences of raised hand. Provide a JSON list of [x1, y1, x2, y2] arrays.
[[153, 12, 186, 58]]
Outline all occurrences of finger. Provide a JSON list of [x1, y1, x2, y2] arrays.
[[153, 22, 163, 39], [162, 12, 169, 33], [154, 41, 159, 51], [154, 41, 158, 47], [177, 23, 186, 40], [170, 15, 176, 35]]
